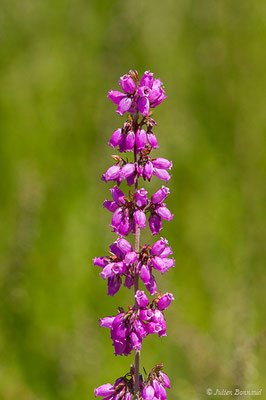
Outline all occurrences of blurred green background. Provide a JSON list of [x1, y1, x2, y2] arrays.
[[0, 0, 266, 399]]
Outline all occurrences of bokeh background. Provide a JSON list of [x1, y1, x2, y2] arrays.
[[0, 0, 266, 399]]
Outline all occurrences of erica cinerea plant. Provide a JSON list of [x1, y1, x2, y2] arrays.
[[93, 70, 174, 399]]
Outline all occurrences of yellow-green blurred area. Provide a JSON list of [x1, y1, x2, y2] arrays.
[[0, 0, 266, 399]]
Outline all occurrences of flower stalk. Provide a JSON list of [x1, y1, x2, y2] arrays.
[[133, 122, 141, 394], [93, 70, 174, 399]]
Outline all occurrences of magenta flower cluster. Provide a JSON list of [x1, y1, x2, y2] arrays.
[[103, 185, 173, 237], [93, 237, 174, 296], [108, 71, 166, 117], [99, 291, 174, 356], [94, 364, 170, 400], [93, 70, 174, 399]]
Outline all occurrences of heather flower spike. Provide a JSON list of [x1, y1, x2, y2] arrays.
[[93, 70, 173, 398]]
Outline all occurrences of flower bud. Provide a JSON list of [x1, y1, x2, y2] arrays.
[[127, 174, 135, 187], [111, 313, 124, 329], [137, 164, 144, 177], [107, 275, 122, 296], [110, 185, 125, 204], [135, 260, 141, 274], [149, 311, 166, 336], [119, 74, 136, 94], [134, 210, 146, 229], [120, 163, 135, 180], [136, 129, 147, 151], [145, 274, 157, 295], [130, 331, 142, 350], [140, 264, 151, 285], [124, 276, 134, 289], [149, 86, 162, 104], [115, 322, 130, 340], [158, 292, 175, 310], [113, 340, 128, 356], [118, 136, 127, 153], [160, 371, 171, 388], [124, 130, 135, 151], [93, 257, 108, 268], [107, 90, 124, 105], [152, 256, 167, 273], [135, 188, 148, 207], [103, 199, 118, 212], [140, 71, 154, 89], [118, 217, 132, 236], [150, 238, 168, 256], [159, 384, 167, 400], [124, 251, 137, 266], [152, 157, 172, 170], [116, 238, 132, 254], [161, 258, 175, 271], [111, 208, 123, 228], [109, 128, 123, 148], [153, 168, 171, 182], [143, 385, 155, 400], [138, 96, 150, 117], [158, 320, 167, 337], [102, 165, 121, 181], [133, 319, 147, 338], [116, 96, 132, 116], [147, 132, 158, 148], [149, 78, 167, 106], [99, 316, 116, 328], [160, 246, 173, 257], [135, 290, 149, 308], [144, 161, 153, 181], [151, 186, 170, 204], [156, 206, 173, 221], [152, 379, 160, 397], [151, 88, 167, 107], [94, 383, 115, 397], [149, 213, 162, 235], [100, 263, 115, 279]]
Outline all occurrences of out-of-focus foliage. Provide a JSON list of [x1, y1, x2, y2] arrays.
[[0, 1, 265, 399]]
